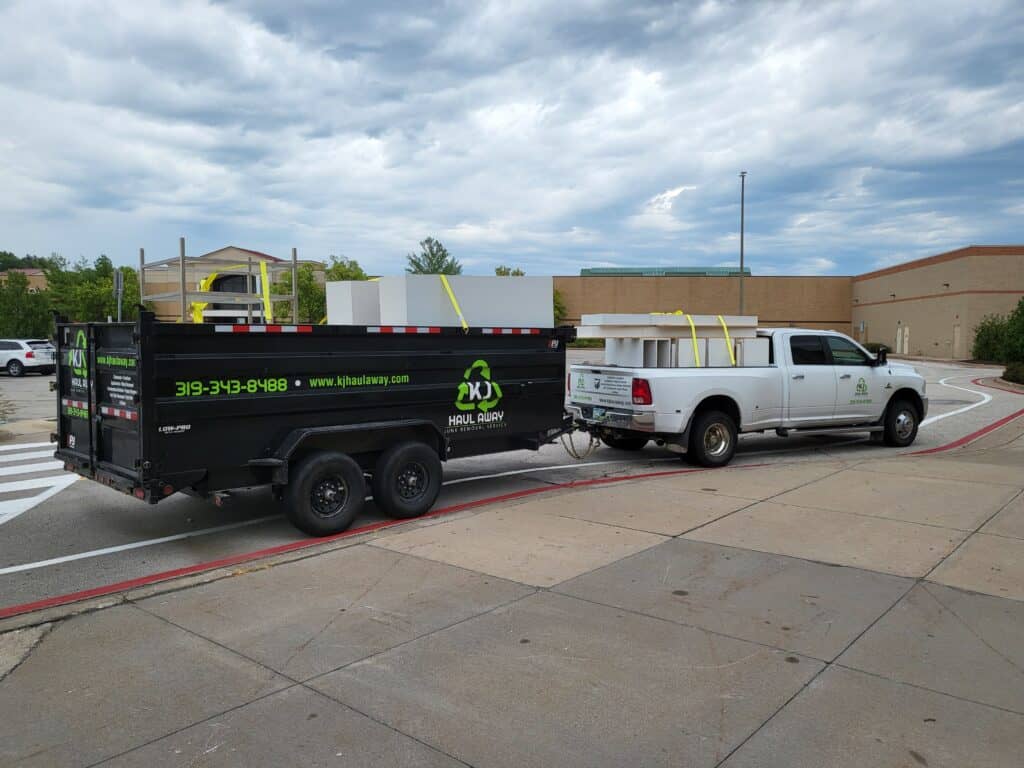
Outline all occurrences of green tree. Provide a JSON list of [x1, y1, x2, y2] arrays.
[[325, 255, 368, 281], [44, 255, 141, 323], [0, 269, 51, 337], [406, 237, 461, 274], [494, 265, 525, 276], [553, 288, 568, 325]]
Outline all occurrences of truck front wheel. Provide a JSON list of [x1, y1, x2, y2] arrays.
[[286, 452, 366, 536], [688, 410, 737, 467], [883, 399, 919, 447], [372, 441, 442, 519]]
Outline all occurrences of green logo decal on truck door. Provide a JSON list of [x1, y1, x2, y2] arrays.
[[855, 377, 868, 396], [455, 360, 503, 413]]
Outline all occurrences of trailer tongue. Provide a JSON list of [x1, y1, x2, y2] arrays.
[[54, 313, 574, 535]]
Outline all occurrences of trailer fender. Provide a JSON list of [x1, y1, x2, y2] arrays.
[[263, 420, 449, 484]]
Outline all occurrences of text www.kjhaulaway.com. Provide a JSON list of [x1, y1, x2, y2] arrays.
[[307, 373, 411, 388]]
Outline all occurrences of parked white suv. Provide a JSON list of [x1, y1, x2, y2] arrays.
[[0, 339, 57, 376]]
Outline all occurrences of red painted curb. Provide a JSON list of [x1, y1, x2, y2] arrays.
[[970, 377, 1024, 395], [3, 402, 1023, 621]]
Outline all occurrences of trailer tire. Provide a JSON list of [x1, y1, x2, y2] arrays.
[[688, 410, 737, 467], [285, 452, 366, 536], [600, 435, 649, 451], [372, 441, 442, 519], [883, 398, 919, 447]]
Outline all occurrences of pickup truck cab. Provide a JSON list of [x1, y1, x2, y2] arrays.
[[566, 328, 927, 467]]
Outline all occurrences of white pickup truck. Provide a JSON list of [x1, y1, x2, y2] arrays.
[[566, 328, 928, 466]]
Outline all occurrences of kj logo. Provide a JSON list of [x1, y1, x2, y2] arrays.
[[455, 359, 503, 413], [68, 329, 88, 379], [855, 377, 869, 396]]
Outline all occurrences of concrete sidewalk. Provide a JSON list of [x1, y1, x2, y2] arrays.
[[2, 422, 1023, 766]]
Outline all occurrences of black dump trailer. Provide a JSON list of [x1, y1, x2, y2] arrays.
[[54, 312, 574, 535]]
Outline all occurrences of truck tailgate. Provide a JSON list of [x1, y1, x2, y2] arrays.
[[570, 366, 634, 409]]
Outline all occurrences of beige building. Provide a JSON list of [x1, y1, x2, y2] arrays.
[[851, 246, 1024, 359], [556, 245, 1024, 360]]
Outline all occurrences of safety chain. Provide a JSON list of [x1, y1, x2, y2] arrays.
[[560, 429, 601, 460]]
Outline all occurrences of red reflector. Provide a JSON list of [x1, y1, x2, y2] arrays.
[[133, 488, 145, 499], [566, 371, 571, 393], [631, 378, 653, 405], [163, 484, 174, 496], [25, 350, 34, 359]]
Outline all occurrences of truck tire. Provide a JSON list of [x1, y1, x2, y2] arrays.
[[285, 451, 366, 536], [883, 398, 919, 447], [600, 435, 649, 451], [372, 441, 442, 519], [6, 359, 24, 377], [688, 410, 737, 467]]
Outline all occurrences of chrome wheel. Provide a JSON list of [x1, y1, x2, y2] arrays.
[[704, 423, 731, 458], [310, 475, 348, 518], [396, 461, 428, 501], [894, 409, 916, 440]]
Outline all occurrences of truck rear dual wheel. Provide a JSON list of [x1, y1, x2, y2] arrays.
[[372, 441, 442, 519], [286, 452, 366, 536], [688, 410, 738, 467], [600, 435, 650, 451]]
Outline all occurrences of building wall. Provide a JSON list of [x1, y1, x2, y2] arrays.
[[554, 275, 853, 334], [851, 247, 1024, 358]]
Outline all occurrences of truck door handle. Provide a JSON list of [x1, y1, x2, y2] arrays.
[[792, 374, 805, 380], [839, 374, 852, 379]]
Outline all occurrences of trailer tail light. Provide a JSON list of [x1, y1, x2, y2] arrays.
[[24, 350, 35, 359], [631, 378, 653, 405], [133, 488, 145, 499]]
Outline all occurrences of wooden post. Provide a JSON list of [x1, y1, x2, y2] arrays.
[[291, 247, 298, 323], [179, 237, 187, 322]]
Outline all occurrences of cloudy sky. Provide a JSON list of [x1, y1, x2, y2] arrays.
[[1, 0, 1022, 276]]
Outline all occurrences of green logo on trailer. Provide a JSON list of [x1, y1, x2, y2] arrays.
[[69, 330, 88, 379], [855, 377, 868, 396], [455, 360, 503, 413]]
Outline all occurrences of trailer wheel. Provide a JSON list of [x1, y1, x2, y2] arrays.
[[600, 435, 649, 451], [285, 452, 366, 536], [372, 441, 442, 519], [688, 410, 737, 467]]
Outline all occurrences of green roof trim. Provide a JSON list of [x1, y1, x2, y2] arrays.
[[579, 266, 752, 277]]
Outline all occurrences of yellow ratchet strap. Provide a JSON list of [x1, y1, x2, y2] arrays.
[[717, 314, 736, 366], [685, 313, 702, 367], [439, 274, 469, 332], [259, 261, 273, 323]]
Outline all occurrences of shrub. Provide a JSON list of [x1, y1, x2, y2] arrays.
[[569, 338, 605, 348], [1004, 361, 1024, 385], [972, 313, 1010, 362], [863, 342, 889, 354]]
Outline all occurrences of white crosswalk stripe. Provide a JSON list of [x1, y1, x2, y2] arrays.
[[0, 443, 78, 527]]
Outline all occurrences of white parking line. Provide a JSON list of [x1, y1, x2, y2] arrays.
[[0, 441, 55, 452], [0, 475, 78, 528], [0, 460, 64, 477], [0, 450, 56, 464], [921, 376, 992, 426]]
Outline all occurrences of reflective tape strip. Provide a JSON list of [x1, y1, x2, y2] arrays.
[[716, 314, 736, 366], [99, 406, 138, 421], [60, 398, 88, 409], [367, 326, 442, 334], [215, 325, 313, 333], [685, 314, 702, 367], [482, 328, 540, 335]]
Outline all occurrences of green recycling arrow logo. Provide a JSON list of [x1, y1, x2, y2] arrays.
[[455, 359, 503, 413], [855, 377, 868, 396]]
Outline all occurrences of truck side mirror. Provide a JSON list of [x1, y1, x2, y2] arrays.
[[875, 348, 887, 366]]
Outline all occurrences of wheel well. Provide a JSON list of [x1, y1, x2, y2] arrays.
[[691, 395, 741, 430], [288, 425, 445, 471], [888, 388, 924, 420]]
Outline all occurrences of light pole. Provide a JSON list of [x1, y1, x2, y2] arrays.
[[739, 171, 747, 315]]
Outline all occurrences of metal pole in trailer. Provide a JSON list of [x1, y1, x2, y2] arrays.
[[291, 247, 298, 323], [179, 237, 187, 322], [138, 247, 145, 309], [739, 171, 746, 315], [247, 256, 253, 324]]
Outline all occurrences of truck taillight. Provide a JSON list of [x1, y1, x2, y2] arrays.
[[24, 350, 34, 359], [631, 378, 652, 405], [566, 372, 571, 393]]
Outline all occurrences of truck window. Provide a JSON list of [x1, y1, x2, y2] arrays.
[[826, 336, 869, 366], [790, 335, 828, 365]]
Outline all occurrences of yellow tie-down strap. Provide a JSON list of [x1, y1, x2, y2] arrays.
[[685, 313, 702, 367], [439, 274, 469, 332], [717, 314, 736, 366], [259, 261, 273, 323]]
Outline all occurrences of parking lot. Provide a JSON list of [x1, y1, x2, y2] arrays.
[[2, 357, 1023, 766]]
